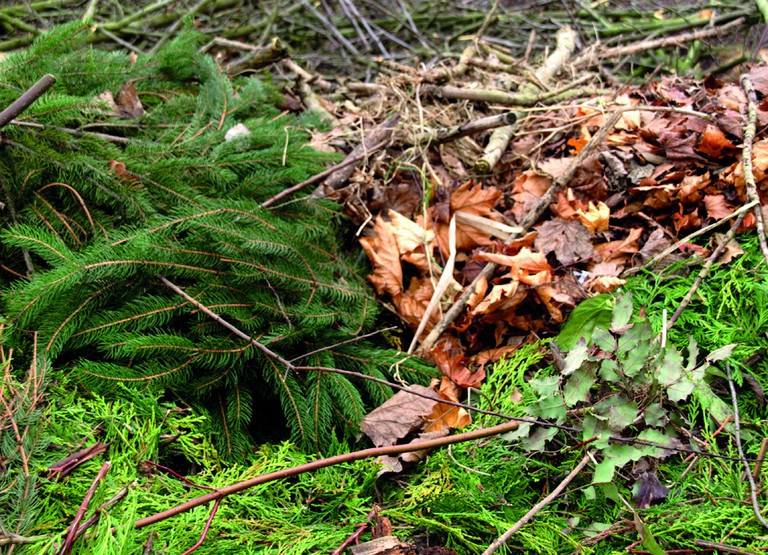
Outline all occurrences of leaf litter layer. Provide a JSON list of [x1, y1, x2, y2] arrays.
[[2, 2, 768, 554]]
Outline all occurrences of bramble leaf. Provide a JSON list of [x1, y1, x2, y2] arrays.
[[611, 292, 634, 331], [563, 366, 597, 406]]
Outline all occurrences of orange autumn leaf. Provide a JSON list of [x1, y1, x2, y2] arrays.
[[424, 377, 471, 433], [576, 201, 610, 233], [697, 124, 736, 159], [360, 215, 403, 298], [594, 228, 643, 264]]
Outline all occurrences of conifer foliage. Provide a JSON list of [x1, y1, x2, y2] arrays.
[[0, 23, 427, 458]]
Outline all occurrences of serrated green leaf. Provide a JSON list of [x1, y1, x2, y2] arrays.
[[599, 359, 622, 382], [529, 395, 567, 422], [611, 292, 634, 331], [563, 338, 589, 375], [619, 337, 649, 379], [530, 375, 560, 396], [636, 428, 679, 457], [707, 343, 738, 362], [556, 294, 614, 350], [583, 486, 596, 500], [502, 422, 531, 442], [592, 328, 617, 353], [563, 366, 597, 407], [583, 413, 610, 449], [607, 401, 639, 433], [642, 402, 667, 427], [604, 443, 643, 468], [654, 345, 684, 388], [592, 458, 615, 483], [685, 336, 699, 372], [521, 425, 558, 451]]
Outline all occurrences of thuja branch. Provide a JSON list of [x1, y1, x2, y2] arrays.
[[133, 419, 524, 530]]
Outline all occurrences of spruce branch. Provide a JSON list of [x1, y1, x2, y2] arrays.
[[156, 274, 297, 375]]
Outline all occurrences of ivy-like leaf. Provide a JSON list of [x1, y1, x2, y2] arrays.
[[529, 375, 560, 396], [521, 426, 558, 451], [611, 292, 633, 331], [599, 358, 621, 382], [583, 413, 611, 449], [655, 345, 686, 399], [563, 366, 597, 407], [706, 343, 737, 362], [528, 394, 567, 422], [642, 402, 667, 427]]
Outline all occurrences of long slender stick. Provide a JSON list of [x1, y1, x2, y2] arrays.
[[133, 419, 523, 529], [481, 451, 592, 555]]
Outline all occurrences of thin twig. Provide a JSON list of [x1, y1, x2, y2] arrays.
[[58, 462, 111, 555], [156, 274, 295, 372], [0, 74, 55, 130], [740, 74, 768, 266], [726, 364, 768, 530], [482, 451, 593, 555], [259, 139, 388, 208], [659, 210, 746, 338]]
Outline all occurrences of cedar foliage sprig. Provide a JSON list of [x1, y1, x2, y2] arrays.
[[0, 23, 433, 459]]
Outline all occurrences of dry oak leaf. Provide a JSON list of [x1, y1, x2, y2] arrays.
[[360, 215, 403, 298], [712, 232, 744, 265], [520, 269, 566, 322], [469, 281, 527, 320], [723, 140, 768, 192], [588, 275, 626, 294], [576, 201, 610, 233], [676, 172, 710, 204], [431, 340, 486, 389], [534, 219, 593, 265], [697, 124, 736, 159], [551, 188, 588, 220], [360, 384, 440, 447], [387, 209, 435, 271], [397, 277, 437, 331], [115, 82, 145, 120]]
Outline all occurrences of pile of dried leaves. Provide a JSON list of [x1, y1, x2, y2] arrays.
[[302, 24, 768, 455]]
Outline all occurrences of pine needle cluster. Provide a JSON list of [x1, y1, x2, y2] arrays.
[[0, 23, 431, 459]]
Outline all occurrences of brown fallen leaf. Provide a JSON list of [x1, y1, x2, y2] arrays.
[[431, 339, 485, 389], [534, 219, 593, 265], [360, 215, 403, 298], [115, 81, 145, 120], [423, 377, 472, 432], [360, 384, 439, 447], [704, 195, 735, 219]]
